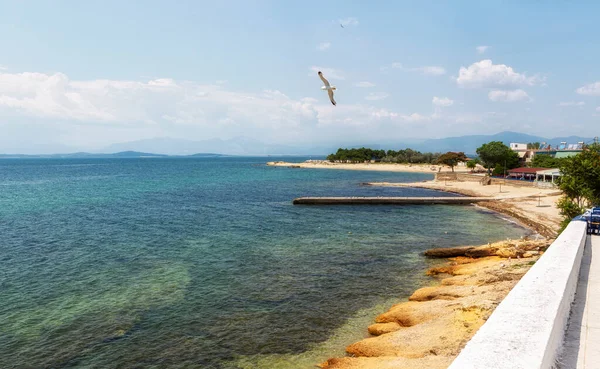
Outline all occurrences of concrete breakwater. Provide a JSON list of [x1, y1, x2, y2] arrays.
[[292, 196, 490, 205]]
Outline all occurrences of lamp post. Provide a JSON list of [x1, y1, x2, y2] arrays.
[[501, 159, 507, 193]]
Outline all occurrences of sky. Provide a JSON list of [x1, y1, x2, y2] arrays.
[[0, 0, 599, 153]]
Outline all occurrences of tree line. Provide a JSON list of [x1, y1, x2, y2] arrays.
[[326, 141, 576, 175], [326, 147, 443, 164]]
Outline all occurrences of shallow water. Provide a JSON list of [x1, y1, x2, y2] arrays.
[[0, 157, 529, 368]]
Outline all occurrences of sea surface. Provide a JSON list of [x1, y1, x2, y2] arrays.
[[0, 157, 530, 368]]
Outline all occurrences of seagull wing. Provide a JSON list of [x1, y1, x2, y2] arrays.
[[318, 72, 331, 87], [328, 89, 336, 106]]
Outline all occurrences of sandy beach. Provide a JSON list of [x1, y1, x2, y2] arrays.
[[368, 180, 562, 238], [266, 161, 473, 174], [287, 163, 564, 369]]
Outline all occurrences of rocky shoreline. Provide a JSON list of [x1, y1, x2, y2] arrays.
[[314, 179, 561, 369], [317, 238, 551, 369]]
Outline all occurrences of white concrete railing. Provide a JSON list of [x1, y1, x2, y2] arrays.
[[448, 221, 588, 369]]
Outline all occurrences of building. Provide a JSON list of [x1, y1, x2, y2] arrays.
[[534, 141, 584, 159], [509, 141, 584, 165], [510, 143, 528, 151], [535, 168, 561, 188], [507, 167, 546, 180], [509, 143, 534, 164]]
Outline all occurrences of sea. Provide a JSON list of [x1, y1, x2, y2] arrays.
[[0, 157, 530, 369]]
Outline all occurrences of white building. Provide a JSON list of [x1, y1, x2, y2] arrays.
[[510, 143, 528, 150], [535, 168, 561, 188]]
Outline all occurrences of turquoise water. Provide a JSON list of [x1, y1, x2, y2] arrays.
[[0, 157, 529, 368]]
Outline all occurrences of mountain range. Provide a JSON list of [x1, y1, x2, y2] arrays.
[[99, 131, 595, 156], [0, 131, 596, 157]]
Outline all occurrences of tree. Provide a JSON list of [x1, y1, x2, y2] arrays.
[[527, 142, 541, 149], [530, 154, 565, 168], [436, 152, 468, 172], [476, 141, 520, 175], [556, 144, 600, 230], [466, 159, 480, 172]]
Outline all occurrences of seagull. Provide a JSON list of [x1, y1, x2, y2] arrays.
[[318, 71, 337, 106], [340, 24, 344, 28]]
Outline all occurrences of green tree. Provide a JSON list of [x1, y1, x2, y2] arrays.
[[556, 143, 600, 231], [527, 142, 541, 149], [476, 141, 520, 175], [530, 154, 565, 168], [436, 152, 468, 172], [466, 159, 480, 172]]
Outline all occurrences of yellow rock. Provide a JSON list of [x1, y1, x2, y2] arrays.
[[318, 355, 454, 369], [367, 322, 402, 336]]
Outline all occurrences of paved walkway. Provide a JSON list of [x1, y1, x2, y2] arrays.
[[559, 235, 600, 368]]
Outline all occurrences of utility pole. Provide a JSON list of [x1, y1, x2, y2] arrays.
[[501, 159, 506, 193]]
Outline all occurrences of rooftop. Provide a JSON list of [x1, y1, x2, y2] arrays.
[[508, 167, 547, 174]]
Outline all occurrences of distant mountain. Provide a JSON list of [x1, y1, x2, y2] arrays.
[[408, 131, 596, 155], [188, 153, 229, 157], [2, 131, 596, 157], [101, 137, 333, 156]]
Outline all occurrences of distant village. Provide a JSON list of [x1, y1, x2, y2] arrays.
[[318, 137, 600, 189], [503, 140, 593, 187]]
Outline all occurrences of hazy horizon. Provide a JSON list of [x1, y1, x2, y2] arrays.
[[1, 130, 595, 156]]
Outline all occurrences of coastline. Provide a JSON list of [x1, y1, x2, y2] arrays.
[[366, 180, 561, 238], [318, 237, 551, 369], [283, 162, 563, 369], [266, 161, 472, 174]]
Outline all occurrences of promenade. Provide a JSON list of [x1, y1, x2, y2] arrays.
[[559, 235, 600, 368]]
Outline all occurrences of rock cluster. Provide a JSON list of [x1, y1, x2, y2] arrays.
[[318, 239, 550, 369]]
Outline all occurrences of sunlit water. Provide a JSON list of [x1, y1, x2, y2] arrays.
[[0, 157, 530, 368]]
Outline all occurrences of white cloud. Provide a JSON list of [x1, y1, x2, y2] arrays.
[[488, 89, 531, 102], [315, 105, 400, 126], [402, 113, 430, 122], [415, 66, 446, 76], [558, 101, 585, 107], [0, 70, 323, 129], [309, 66, 345, 80], [457, 60, 542, 88], [385, 63, 446, 76], [355, 81, 375, 88], [596, 106, 600, 112], [215, 80, 227, 85], [338, 17, 359, 27], [365, 92, 389, 101], [576, 81, 600, 96], [432, 96, 454, 107], [476, 46, 489, 54], [0, 65, 7, 71], [1, 69, 428, 150], [317, 42, 331, 51]]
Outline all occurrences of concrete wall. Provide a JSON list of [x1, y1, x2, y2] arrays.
[[448, 221, 588, 369]]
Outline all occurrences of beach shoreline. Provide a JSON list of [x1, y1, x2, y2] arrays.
[[366, 180, 561, 238], [280, 162, 563, 369], [266, 161, 472, 174]]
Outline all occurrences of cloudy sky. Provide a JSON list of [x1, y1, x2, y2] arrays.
[[0, 1, 599, 153]]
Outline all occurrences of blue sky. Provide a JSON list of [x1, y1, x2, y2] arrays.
[[0, 0, 599, 153]]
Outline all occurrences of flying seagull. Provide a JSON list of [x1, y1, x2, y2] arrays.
[[340, 24, 344, 28], [318, 71, 337, 106]]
